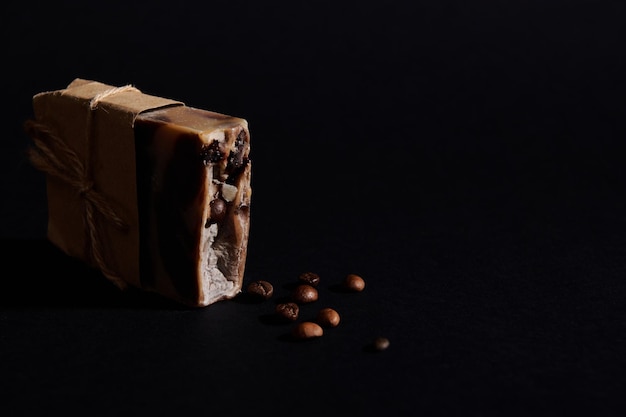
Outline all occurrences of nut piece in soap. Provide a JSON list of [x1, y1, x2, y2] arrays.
[[292, 322, 323, 340], [221, 183, 238, 202], [246, 280, 274, 300]]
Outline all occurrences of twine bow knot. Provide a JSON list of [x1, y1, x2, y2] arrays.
[[24, 85, 141, 289]]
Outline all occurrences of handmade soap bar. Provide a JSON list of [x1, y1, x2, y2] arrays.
[[25, 78, 252, 307]]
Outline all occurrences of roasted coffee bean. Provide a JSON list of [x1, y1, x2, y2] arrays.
[[292, 284, 318, 304], [316, 307, 340, 327], [292, 321, 323, 340], [246, 280, 274, 300], [343, 274, 366, 292], [275, 302, 299, 321], [209, 198, 227, 224], [372, 337, 390, 351], [298, 271, 320, 287]]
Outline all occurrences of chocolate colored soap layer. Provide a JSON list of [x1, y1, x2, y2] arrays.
[[134, 106, 252, 307]]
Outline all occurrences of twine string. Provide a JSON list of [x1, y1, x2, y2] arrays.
[[24, 84, 140, 289]]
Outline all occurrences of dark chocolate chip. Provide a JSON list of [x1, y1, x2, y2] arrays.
[[200, 140, 224, 165], [227, 130, 247, 170]]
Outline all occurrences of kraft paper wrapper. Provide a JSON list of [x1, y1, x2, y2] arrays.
[[32, 78, 183, 288]]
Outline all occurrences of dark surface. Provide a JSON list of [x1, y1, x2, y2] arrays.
[[2, 1, 626, 416]]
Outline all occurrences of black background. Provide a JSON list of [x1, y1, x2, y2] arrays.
[[2, 1, 626, 416]]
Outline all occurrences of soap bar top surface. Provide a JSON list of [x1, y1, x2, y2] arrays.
[[138, 105, 248, 133]]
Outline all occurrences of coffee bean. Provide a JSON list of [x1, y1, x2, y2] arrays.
[[246, 280, 274, 300], [372, 337, 390, 351], [292, 284, 318, 304], [292, 322, 323, 340], [209, 198, 227, 223], [298, 271, 320, 287], [316, 307, 340, 328], [275, 302, 299, 321], [343, 274, 365, 292]]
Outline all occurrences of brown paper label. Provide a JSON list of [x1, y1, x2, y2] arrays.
[[32, 78, 183, 288]]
